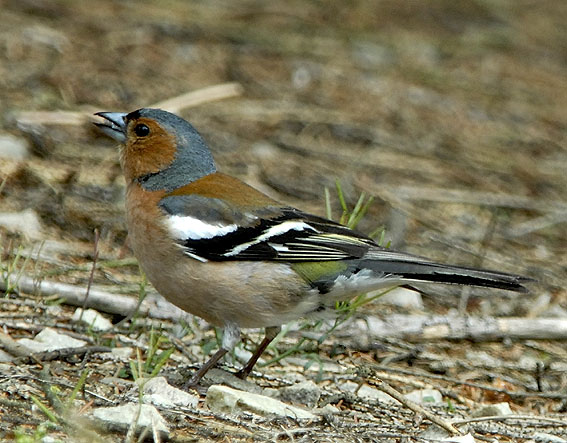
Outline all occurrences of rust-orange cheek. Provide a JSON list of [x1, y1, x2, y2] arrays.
[[121, 129, 177, 183]]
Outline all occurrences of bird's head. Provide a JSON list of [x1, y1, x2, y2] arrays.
[[95, 108, 216, 191]]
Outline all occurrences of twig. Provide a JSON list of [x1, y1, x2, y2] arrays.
[[38, 258, 138, 278], [369, 365, 567, 401], [15, 82, 244, 127], [453, 414, 567, 427], [150, 82, 244, 113], [350, 314, 567, 341], [375, 185, 567, 212], [8, 374, 114, 404], [356, 367, 462, 436], [15, 346, 113, 364], [506, 210, 567, 237], [16, 109, 95, 126], [79, 228, 100, 320], [0, 331, 36, 359], [0, 274, 190, 322]]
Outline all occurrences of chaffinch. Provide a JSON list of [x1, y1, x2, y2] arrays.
[[95, 108, 530, 385]]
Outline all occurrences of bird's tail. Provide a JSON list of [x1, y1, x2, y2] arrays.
[[362, 250, 532, 293]]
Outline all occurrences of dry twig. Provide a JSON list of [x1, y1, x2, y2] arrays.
[[376, 185, 567, 213], [352, 314, 567, 341], [370, 366, 567, 401], [453, 414, 567, 427], [356, 366, 462, 436], [0, 274, 189, 321], [15, 82, 244, 127], [15, 346, 113, 365]]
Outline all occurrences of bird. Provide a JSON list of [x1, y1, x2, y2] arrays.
[[95, 108, 531, 386]]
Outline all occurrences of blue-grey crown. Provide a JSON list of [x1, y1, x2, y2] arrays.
[[131, 108, 217, 192]]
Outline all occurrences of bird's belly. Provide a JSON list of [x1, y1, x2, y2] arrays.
[[141, 252, 319, 328]]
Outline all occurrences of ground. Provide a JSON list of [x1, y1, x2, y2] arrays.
[[0, 0, 566, 441]]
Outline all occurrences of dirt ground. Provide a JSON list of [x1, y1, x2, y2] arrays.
[[1, 0, 566, 441]]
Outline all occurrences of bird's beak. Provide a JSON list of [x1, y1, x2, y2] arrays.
[[94, 112, 128, 142]]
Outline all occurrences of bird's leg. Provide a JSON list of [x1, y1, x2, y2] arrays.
[[184, 348, 227, 388], [236, 326, 281, 379], [184, 323, 240, 388]]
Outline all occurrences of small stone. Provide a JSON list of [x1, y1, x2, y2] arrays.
[[92, 403, 168, 437], [268, 380, 321, 408], [291, 65, 313, 90], [375, 286, 424, 309], [18, 327, 86, 353], [99, 377, 134, 389], [22, 25, 70, 52], [281, 371, 310, 384], [472, 402, 513, 417], [111, 347, 133, 359], [316, 404, 341, 416], [441, 434, 476, 443], [466, 350, 501, 368], [419, 424, 450, 440], [339, 381, 398, 404], [141, 376, 198, 409], [351, 40, 396, 69], [0, 134, 30, 160], [284, 356, 343, 374], [0, 209, 43, 240], [0, 349, 13, 363], [528, 292, 552, 317], [72, 308, 113, 331], [428, 360, 455, 373], [203, 368, 263, 394], [251, 141, 278, 160], [540, 304, 567, 318], [517, 355, 539, 371], [400, 40, 439, 68], [533, 432, 566, 442], [205, 385, 315, 419], [232, 344, 253, 364], [404, 388, 443, 405]]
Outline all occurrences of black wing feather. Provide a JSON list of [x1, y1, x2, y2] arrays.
[[159, 195, 374, 262]]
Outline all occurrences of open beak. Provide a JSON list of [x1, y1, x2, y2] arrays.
[[94, 112, 128, 142]]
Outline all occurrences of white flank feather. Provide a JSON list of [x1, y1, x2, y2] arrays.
[[166, 215, 238, 240], [324, 269, 393, 299]]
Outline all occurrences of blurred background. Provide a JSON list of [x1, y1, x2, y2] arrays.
[[1, 0, 567, 438]]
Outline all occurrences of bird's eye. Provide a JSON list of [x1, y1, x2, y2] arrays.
[[134, 123, 150, 137]]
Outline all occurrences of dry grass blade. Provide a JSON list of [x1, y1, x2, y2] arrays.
[[150, 82, 244, 113], [14, 82, 244, 127], [376, 185, 567, 213]]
